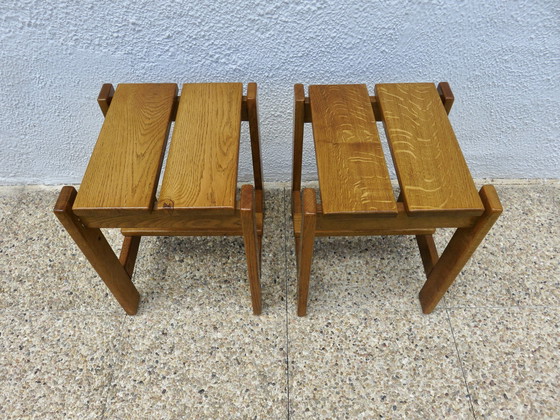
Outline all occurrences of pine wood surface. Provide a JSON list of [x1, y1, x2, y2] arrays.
[[157, 83, 242, 212], [376, 83, 484, 215], [74, 83, 177, 213], [309, 84, 397, 215]]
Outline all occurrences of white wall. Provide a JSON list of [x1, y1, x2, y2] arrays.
[[1, 0, 558, 184]]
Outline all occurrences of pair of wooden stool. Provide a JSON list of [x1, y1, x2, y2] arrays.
[[54, 82, 502, 316]]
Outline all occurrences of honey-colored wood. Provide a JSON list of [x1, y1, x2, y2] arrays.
[[297, 188, 317, 316], [59, 82, 265, 315], [296, 202, 479, 232], [157, 83, 242, 212], [309, 84, 397, 215], [240, 185, 262, 315], [120, 212, 263, 236], [54, 186, 140, 315], [412, 82, 453, 277], [247, 83, 264, 197], [437, 82, 454, 114], [119, 236, 141, 277], [75, 209, 250, 229], [419, 185, 503, 313], [376, 83, 483, 215], [74, 83, 177, 214], [291, 82, 502, 315], [97, 83, 114, 117], [292, 84, 306, 194], [292, 193, 435, 236], [416, 235, 439, 275]]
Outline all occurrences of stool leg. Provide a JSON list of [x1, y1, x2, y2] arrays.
[[416, 234, 439, 276], [419, 185, 502, 314], [119, 236, 141, 278], [53, 186, 140, 315], [297, 189, 317, 316], [240, 184, 262, 315], [246, 83, 265, 214]]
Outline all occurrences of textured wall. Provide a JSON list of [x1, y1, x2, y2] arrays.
[[1, 0, 558, 184]]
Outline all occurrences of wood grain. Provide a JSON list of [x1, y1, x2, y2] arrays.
[[74, 209, 251, 229], [119, 236, 141, 277], [297, 188, 317, 316], [293, 201, 477, 234], [419, 185, 503, 313], [309, 84, 397, 215], [292, 84, 305, 193], [240, 184, 262, 315], [54, 186, 140, 315], [74, 83, 177, 214], [376, 83, 484, 215], [157, 83, 242, 212], [119, 212, 263, 236], [247, 83, 264, 193], [416, 234, 439, 275]]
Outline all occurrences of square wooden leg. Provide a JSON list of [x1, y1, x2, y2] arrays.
[[53, 186, 140, 315], [419, 185, 503, 313], [297, 189, 317, 317], [240, 184, 262, 315]]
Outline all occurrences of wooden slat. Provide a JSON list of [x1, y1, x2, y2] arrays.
[[74, 83, 177, 214], [376, 83, 484, 215], [75, 210, 249, 229], [120, 213, 263, 236], [157, 83, 242, 212], [309, 84, 397, 215]]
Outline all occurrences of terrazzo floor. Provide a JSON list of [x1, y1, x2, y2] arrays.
[[0, 181, 558, 419]]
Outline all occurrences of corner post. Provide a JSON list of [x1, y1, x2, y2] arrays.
[[419, 185, 502, 313], [246, 83, 264, 214], [240, 184, 262, 315], [97, 84, 115, 117], [53, 186, 140, 314], [297, 188, 317, 316]]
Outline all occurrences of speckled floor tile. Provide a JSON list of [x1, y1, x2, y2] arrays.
[[103, 309, 287, 418], [0, 187, 124, 312], [442, 185, 559, 308], [288, 308, 472, 418], [1, 182, 559, 418], [286, 234, 431, 315], [449, 307, 560, 418], [0, 310, 122, 418]]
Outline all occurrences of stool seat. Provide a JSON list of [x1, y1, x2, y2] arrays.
[[292, 81, 502, 316], [54, 82, 265, 315], [74, 83, 244, 223]]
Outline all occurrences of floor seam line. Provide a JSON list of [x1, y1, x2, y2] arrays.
[[446, 307, 477, 419], [98, 315, 126, 419], [283, 187, 291, 420]]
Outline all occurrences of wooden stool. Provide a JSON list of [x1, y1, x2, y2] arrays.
[[54, 83, 264, 315], [292, 82, 503, 316]]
